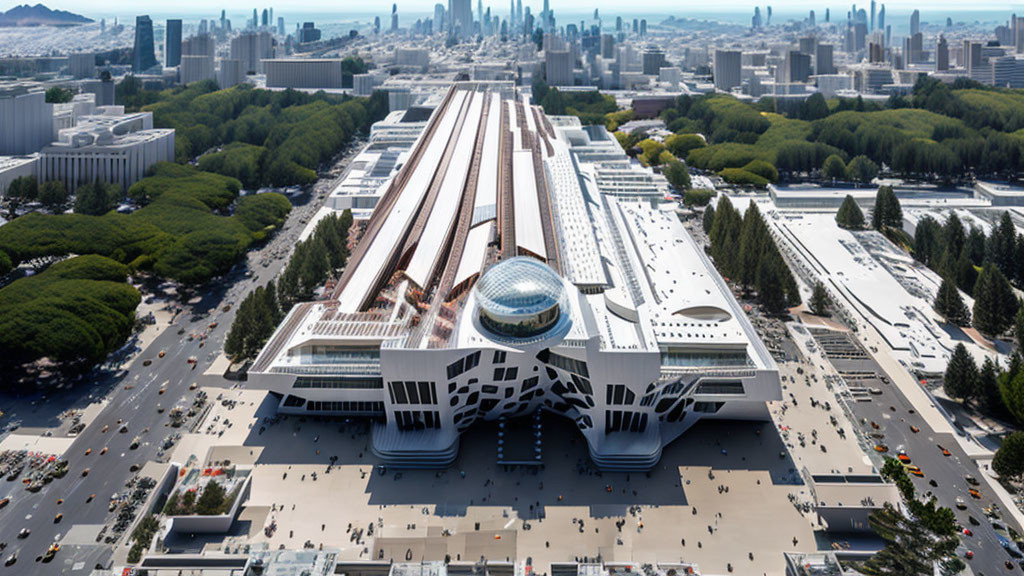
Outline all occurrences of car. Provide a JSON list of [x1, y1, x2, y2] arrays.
[[189, 382, 198, 390], [53, 513, 62, 524], [963, 528, 973, 536], [868, 387, 882, 395], [119, 425, 128, 433], [907, 465, 923, 477], [969, 488, 982, 499], [965, 550, 974, 560], [159, 387, 166, 395], [129, 464, 140, 473], [870, 421, 880, 429], [16, 529, 28, 539], [42, 543, 58, 563], [929, 479, 938, 488], [124, 384, 133, 390], [968, 515, 980, 526], [869, 432, 884, 440], [897, 453, 911, 463], [84, 448, 91, 456], [86, 494, 94, 503], [4, 552, 15, 566], [874, 444, 889, 453], [910, 425, 920, 433], [938, 445, 951, 457], [0, 498, 8, 509], [55, 499, 62, 505], [101, 425, 108, 433], [100, 447, 107, 455], [1008, 560, 1017, 570], [889, 406, 896, 412], [158, 350, 166, 358], [142, 360, 152, 367], [965, 475, 980, 486], [81, 469, 89, 477], [129, 437, 140, 450]]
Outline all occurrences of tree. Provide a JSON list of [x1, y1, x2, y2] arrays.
[[1016, 302, 1024, 348], [5, 175, 38, 218], [943, 343, 977, 400], [664, 159, 691, 190], [988, 211, 1017, 280], [913, 215, 941, 266], [195, 481, 227, 515], [738, 202, 767, 287], [38, 180, 69, 212], [860, 503, 958, 576], [994, 432, 1024, 480], [978, 357, 1002, 415], [809, 281, 831, 316], [972, 262, 1019, 337], [800, 93, 829, 121], [45, 86, 74, 104], [846, 155, 879, 185], [702, 204, 715, 235], [822, 154, 847, 182], [872, 185, 902, 230], [999, 353, 1024, 425], [934, 276, 970, 326], [836, 195, 865, 229], [73, 180, 120, 216]]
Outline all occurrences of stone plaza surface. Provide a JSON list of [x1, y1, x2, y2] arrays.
[[170, 387, 821, 575]]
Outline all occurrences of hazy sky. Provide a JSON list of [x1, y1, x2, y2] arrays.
[[26, 0, 1024, 15]]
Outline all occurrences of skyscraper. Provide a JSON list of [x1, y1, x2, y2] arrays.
[[910, 9, 920, 36], [132, 15, 157, 72], [451, 0, 472, 39], [252, 9, 257, 29], [936, 35, 949, 70], [713, 49, 741, 91], [261, 9, 268, 27], [391, 3, 399, 32], [816, 43, 836, 74], [165, 19, 182, 68], [870, 0, 876, 30], [878, 5, 885, 31]]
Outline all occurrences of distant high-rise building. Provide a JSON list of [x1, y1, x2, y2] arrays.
[[69, 53, 95, 79], [165, 19, 182, 68], [391, 3, 399, 32], [615, 16, 622, 32], [878, 5, 885, 32], [904, 32, 923, 64], [752, 7, 762, 29], [278, 17, 285, 36], [220, 9, 226, 30], [641, 47, 665, 75], [799, 36, 816, 55], [132, 15, 157, 72], [545, 48, 573, 86], [375, 16, 381, 34], [639, 19, 647, 37], [713, 49, 741, 91], [262, 9, 268, 28], [809, 10, 816, 27], [870, 0, 875, 30], [298, 22, 321, 43], [252, 9, 257, 29], [786, 50, 811, 82], [231, 30, 273, 74], [825, 8, 830, 22], [936, 35, 949, 70], [451, 0, 472, 39], [910, 9, 920, 36], [816, 43, 836, 74]]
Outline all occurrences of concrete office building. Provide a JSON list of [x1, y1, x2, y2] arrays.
[[0, 155, 40, 197], [231, 31, 274, 75], [937, 36, 949, 71], [69, 53, 96, 79], [641, 47, 665, 76], [83, 78, 115, 107], [353, 73, 382, 96], [264, 59, 345, 89], [786, 50, 812, 83], [218, 58, 245, 88], [249, 83, 780, 470], [133, 15, 158, 72], [545, 49, 573, 86], [181, 55, 216, 84], [816, 43, 836, 75], [39, 112, 174, 192], [450, 0, 472, 40], [0, 87, 54, 156], [713, 49, 742, 91], [165, 19, 183, 67], [395, 48, 430, 71]]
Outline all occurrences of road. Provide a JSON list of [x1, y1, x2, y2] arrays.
[[0, 146, 358, 575], [803, 327, 1019, 574]]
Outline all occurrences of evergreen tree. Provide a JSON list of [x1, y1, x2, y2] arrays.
[[994, 431, 1024, 480], [934, 276, 970, 326], [872, 185, 902, 230], [809, 281, 830, 316], [664, 159, 691, 190], [913, 215, 941, 266], [74, 180, 120, 216], [942, 212, 965, 261], [999, 353, 1024, 424], [973, 262, 1019, 337], [836, 195, 865, 229], [978, 357, 1002, 415], [738, 202, 766, 287], [966, 225, 986, 265], [988, 211, 1017, 279], [953, 250, 977, 294], [709, 197, 742, 279], [943, 343, 977, 400], [702, 204, 715, 235]]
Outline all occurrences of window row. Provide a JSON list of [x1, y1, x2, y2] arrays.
[[493, 367, 519, 381], [307, 401, 384, 412], [694, 381, 745, 395], [394, 410, 442, 431], [605, 410, 649, 434], [294, 377, 384, 389], [605, 384, 636, 406], [541, 350, 589, 378], [388, 381, 438, 405]]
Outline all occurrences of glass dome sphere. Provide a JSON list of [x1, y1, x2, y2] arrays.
[[474, 257, 567, 339]]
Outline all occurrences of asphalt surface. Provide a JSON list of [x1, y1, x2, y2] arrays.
[[805, 328, 1020, 575], [0, 146, 358, 575]]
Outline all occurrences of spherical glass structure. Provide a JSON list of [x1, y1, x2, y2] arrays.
[[474, 257, 568, 339]]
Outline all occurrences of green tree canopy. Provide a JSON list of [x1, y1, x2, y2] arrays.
[[836, 195, 865, 229], [943, 343, 977, 400], [973, 262, 1019, 337], [822, 154, 847, 181], [663, 159, 691, 190], [934, 275, 970, 326], [872, 185, 903, 230], [846, 155, 879, 185], [74, 180, 121, 216], [993, 431, 1024, 480], [809, 281, 831, 316]]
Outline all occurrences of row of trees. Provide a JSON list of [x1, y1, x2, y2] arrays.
[[704, 198, 801, 312], [3, 176, 72, 217], [224, 210, 353, 361], [161, 481, 234, 516]]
